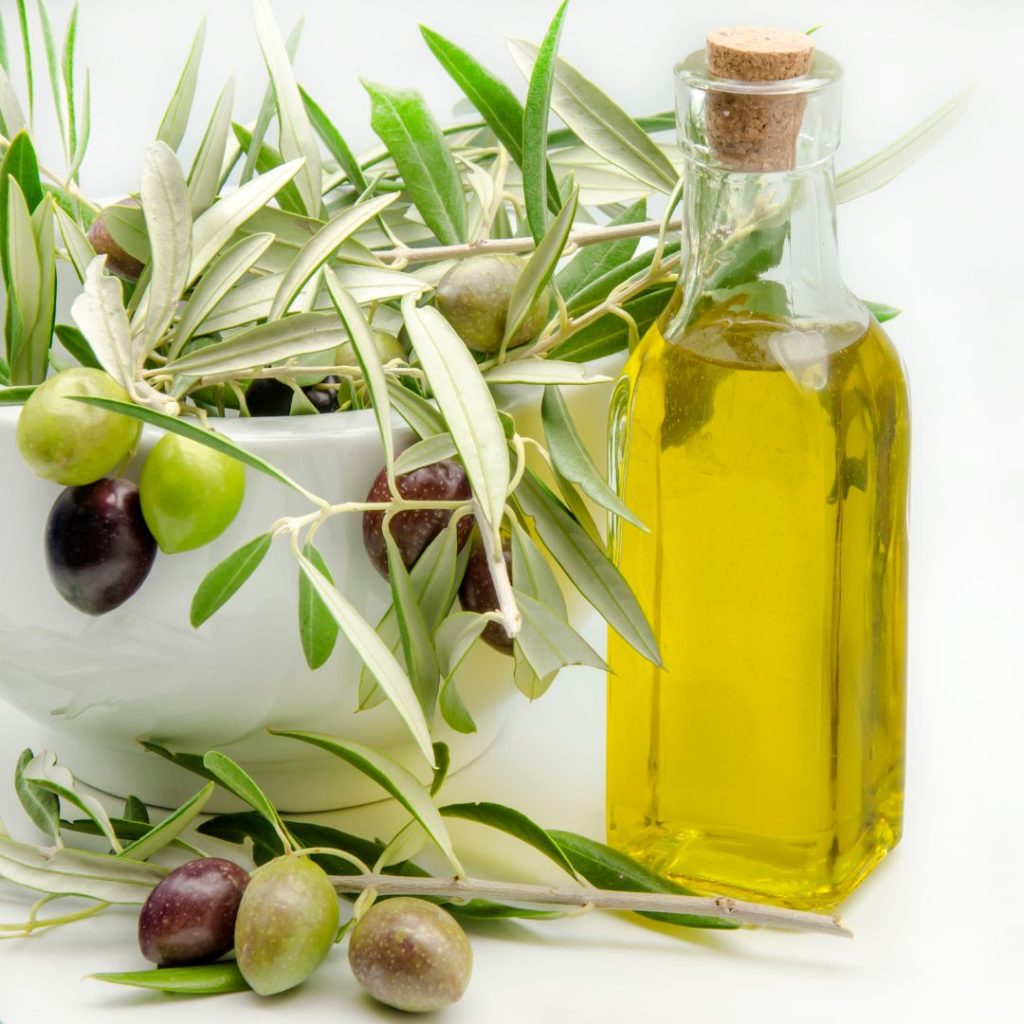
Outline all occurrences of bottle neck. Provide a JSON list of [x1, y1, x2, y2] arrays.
[[663, 154, 865, 341]]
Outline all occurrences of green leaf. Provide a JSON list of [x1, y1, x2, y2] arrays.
[[100, 202, 150, 263], [565, 242, 677, 318], [510, 40, 677, 194], [68, 66, 89, 179], [515, 470, 660, 665], [251, 0, 322, 217], [429, 742, 450, 798], [187, 76, 235, 216], [503, 183, 578, 349], [14, 748, 60, 842], [295, 550, 435, 765], [438, 673, 477, 734], [542, 384, 643, 528], [298, 541, 339, 670], [91, 963, 249, 996], [548, 830, 738, 930], [269, 731, 461, 874], [156, 18, 206, 150], [119, 783, 215, 861], [191, 532, 273, 628], [36, 0, 67, 162], [708, 224, 787, 290], [300, 86, 367, 193], [401, 295, 509, 538], [0, 64, 26, 137], [0, 835, 165, 903], [0, 384, 35, 404], [363, 79, 467, 246], [386, 378, 445, 439], [509, 519, 564, 612], [864, 300, 901, 323], [0, 11, 7, 73], [53, 205, 93, 282], [392, 433, 457, 477], [230, 122, 306, 217], [556, 198, 645, 299], [60, 3, 79, 172], [14, 0, 31, 121], [202, 751, 285, 841], [441, 801, 578, 878], [521, 1, 568, 243], [137, 741, 218, 784], [70, 396, 308, 495], [122, 795, 149, 824]]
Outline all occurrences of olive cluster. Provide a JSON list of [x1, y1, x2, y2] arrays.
[[138, 856, 472, 1011]]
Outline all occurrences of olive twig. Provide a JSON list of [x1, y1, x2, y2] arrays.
[[329, 875, 853, 938]]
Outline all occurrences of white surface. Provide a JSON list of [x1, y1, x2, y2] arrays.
[[2, 0, 1024, 1020]]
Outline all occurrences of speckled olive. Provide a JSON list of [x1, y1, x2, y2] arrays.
[[86, 199, 145, 282], [459, 536, 513, 653], [234, 856, 340, 996], [434, 254, 549, 354], [348, 897, 472, 1013], [138, 858, 249, 967], [45, 478, 157, 615], [361, 460, 473, 579]]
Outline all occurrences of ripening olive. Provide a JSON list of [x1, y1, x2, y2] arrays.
[[45, 478, 157, 615], [246, 376, 341, 416], [139, 433, 245, 554], [348, 897, 473, 1013], [86, 199, 145, 282], [16, 368, 141, 486], [361, 460, 473, 579], [234, 856, 339, 996], [434, 254, 549, 354], [459, 536, 513, 653], [138, 858, 249, 967]]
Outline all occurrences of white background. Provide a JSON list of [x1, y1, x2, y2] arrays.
[[2, 0, 1023, 1021]]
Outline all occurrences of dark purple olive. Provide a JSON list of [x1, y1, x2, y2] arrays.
[[45, 478, 157, 615], [138, 857, 250, 967], [87, 199, 145, 282], [361, 460, 473, 579], [460, 537, 513, 652], [246, 376, 340, 416], [304, 376, 340, 414]]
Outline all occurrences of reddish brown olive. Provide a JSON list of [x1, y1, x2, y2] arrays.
[[86, 199, 145, 282], [459, 536, 513, 652]]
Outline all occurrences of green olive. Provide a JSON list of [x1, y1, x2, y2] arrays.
[[139, 433, 245, 554], [434, 254, 549, 353], [348, 897, 472, 1013], [234, 856, 339, 997], [16, 368, 141, 486]]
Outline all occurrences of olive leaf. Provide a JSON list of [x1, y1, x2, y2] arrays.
[[60, 2, 81, 176], [521, 1, 568, 242], [0, 64, 26, 137], [122, 795, 149, 824], [0, 384, 35, 404], [137, 741, 218, 784], [187, 76, 235, 216], [386, 378, 445, 439], [202, 751, 290, 849], [232, 122, 314, 217], [100, 202, 150, 263], [156, 18, 205, 150], [36, 0, 67, 163], [515, 470, 660, 665], [53, 204, 94, 282], [565, 241, 678, 318], [295, 550, 436, 766], [14, 748, 60, 843], [392, 433, 457, 476], [542, 384, 643, 529], [68, 258, 132, 390], [439, 674, 478, 735], [190, 532, 273, 628], [484, 358, 612, 387], [269, 731, 462, 875], [509, 519, 563, 613], [865, 300, 901, 323], [556, 197, 645, 299], [510, 40, 677, 194], [374, 819, 427, 872], [251, 0, 321, 217], [429, 742, 451, 798], [300, 86, 367, 193], [363, 79, 467, 246], [20, 751, 122, 852], [297, 541, 339, 670], [90, 963, 249, 995], [118, 782, 215, 862]]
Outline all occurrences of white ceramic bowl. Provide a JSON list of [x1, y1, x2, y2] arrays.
[[0, 352, 621, 811]]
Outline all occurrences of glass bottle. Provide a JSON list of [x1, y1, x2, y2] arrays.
[[606, 29, 909, 910]]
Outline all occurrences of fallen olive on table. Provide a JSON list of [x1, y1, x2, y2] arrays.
[[45, 478, 156, 615], [138, 857, 249, 967], [361, 459, 473, 579], [348, 897, 473, 1013], [460, 535, 514, 653]]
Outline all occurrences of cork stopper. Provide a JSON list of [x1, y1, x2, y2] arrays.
[[704, 27, 814, 172]]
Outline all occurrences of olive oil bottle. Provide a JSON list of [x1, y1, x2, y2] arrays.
[[607, 28, 909, 909]]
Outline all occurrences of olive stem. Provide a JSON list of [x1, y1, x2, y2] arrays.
[[328, 874, 852, 938], [374, 219, 683, 267]]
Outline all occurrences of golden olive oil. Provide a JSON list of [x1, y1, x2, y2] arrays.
[[607, 309, 909, 909]]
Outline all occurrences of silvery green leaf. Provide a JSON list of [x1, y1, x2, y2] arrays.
[[542, 384, 644, 529], [54, 204, 93, 282], [386, 378, 445, 439], [439, 673, 477, 734], [483, 358, 612, 387], [101, 202, 150, 264], [22, 750, 123, 852], [551, 461, 602, 545], [513, 644, 551, 701], [14, 749, 60, 843], [295, 551, 435, 766], [0, 835, 165, 903], [515, 470, 660, 666], [393, 433, 457, 476], [189, 158, 305, 284], [503, 183, 578, 348], [329, 265, 426, 305], [836, 87, 972, 205], [251, 0, 321, 217], [136, 141, 191, 361], [401, 295, 509, 537], [156, 18, 206, 150], [231, 122, 307, 217], [169, 232, 273, 360], [324, 270, 393, 466], [269, 731, 461, 873], [195, 273, 278, 333], [166, 310, 342, 376], [61, 2, 80, 170], [269, 193, 398, 320], [510, 519, 564, 613], [68, 66, 89, 180], [0, 65, 26, 136], [374, 819, 427, 871], [119, 783, 215, 861], [434, 612, 483, 734], [36, 0, 67, 163], [187, 76, 235, 216], [70, 257, 133, 389], [4, 179, 41, 384], [510, 40, 677, 194], [26, 193, 56, 386]]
